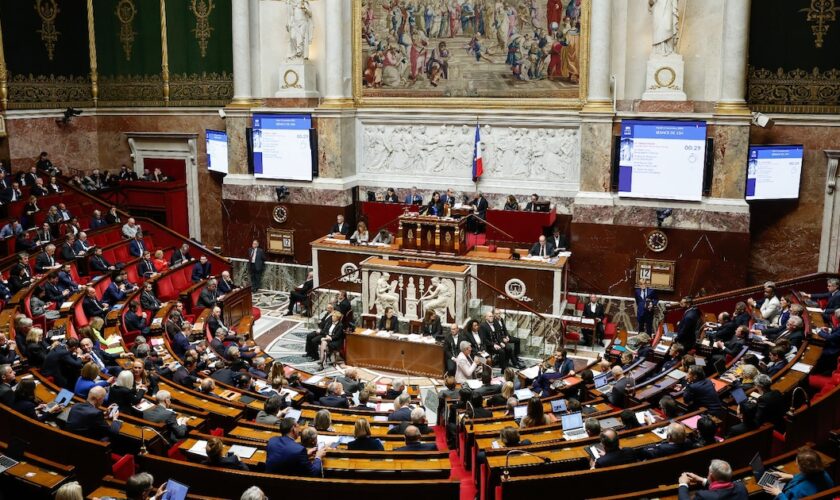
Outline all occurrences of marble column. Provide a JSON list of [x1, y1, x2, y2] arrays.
[[248, 0, 261, 97], [715, 0, 751, 114], [231, 0, 252, 103], [322, 0, 351, 105], [582, 0, 612, 111]]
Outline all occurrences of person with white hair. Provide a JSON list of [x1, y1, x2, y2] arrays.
[[384, 378, 405, 399], [677, 459, 748, 499], [143, 390, 188, 442], [318, 381, 350, 409], [240, 486, 268, 500], [455, 340, 483, 384], [388, 393, 413, 422]]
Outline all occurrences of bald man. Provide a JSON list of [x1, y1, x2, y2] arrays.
[[66, 386, 122, 440]]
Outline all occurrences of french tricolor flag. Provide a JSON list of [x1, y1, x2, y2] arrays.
[[472, 123, 483, 182]]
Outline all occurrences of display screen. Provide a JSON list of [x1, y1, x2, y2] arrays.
[[252, 114, 313, 181], [618, 120, 707, 201], [205, 130, 228, 174], [745, 145, 803, 200]]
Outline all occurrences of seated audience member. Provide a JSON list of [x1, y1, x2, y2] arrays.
[[421, 309, 443, 338], [24, 327, 48, 368], [170, 243, 192, 267], [59, 233, 78, 261], [125, 473, 166, 500], [140, 282, 162, 314], [256, 395, 289, 425], [31, 178, 49, 197], [265, 417, 326, 476], [105, 207, 122, 225], [13, 379, 62, 421], [726, 400, 758, 438], [594, 429, 637, 468], [83, 286, 109, 319], [0, 218, 23, 239], [710, 325, 748, 368], [383, 187, 398, 203], [549, 227, 568, 250], [802, 278, 840, 324], [42, 338, 85, 389], [736, 364, 759, 392], [122, 218, 140, 239], [468, 391, 493, 419], [754, 374, 786, 430], [523, 193, 540, 211], [35, 222, 53, 245], [371, 228, 393, 244], [89, 247, 116, 274], [619, 409, 641, 430], [203, 437, 249, 471], [125, 301, 151, 337], [761, 448, 835, 499], [73, 361, 110, 398], [422, 192, 444, 216], [529, 235, 553, 258], [192, 255, 212, 282], [694, 415, 719, 447], [748, 282, 782, 325], [352, 389, 375, 412], [109, 370, 145, 416], [35, 244, 60, 273], [395, 425, 437, 451], [319, 382, 350, 409], [2, 181, 22, 203], [503, 195, 519, 211], [349, 418, 385, 451], [682, 365, 724, 417], [388, 407, 431, 435], [766, 347, 788, 376], [103, 274, 129, 304], [65, 386, 122, 440], [638, 423, 694, 459], [286, 272, 313, 316], [217, 270, 237, 295], [329, 215, 350, 237], [150, 250, 169, 273], [677, 459, 748, 499], [608, 366, 633, 408], [337, 366, 364, 394], [128, 233, 146, 258], [89, 210, 107, 230], [0, 364, 15, 405], [404, 187, 423, 205], [520, 395, 556, 428], [386, 391, 414, 421], [313, 409, 333, 432], [815, 310, 840, 374], [705, 312, 737, 342], [454, 341, 482, 384], [762, 315, 805, 349], [73, 232, 94, 255], [378, 306, 398, 332], [197, 279, 220, 309], [350, 221, 370, 242]]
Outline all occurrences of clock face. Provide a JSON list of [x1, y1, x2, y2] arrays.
[[272, 205, 288, 224], [646, 229, 668, 252]]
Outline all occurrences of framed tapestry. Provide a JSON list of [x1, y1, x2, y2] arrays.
[[353, 0, 589, 108]]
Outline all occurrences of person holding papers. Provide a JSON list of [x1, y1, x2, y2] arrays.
[[143, 390, 188, 443], [528, 235, 554, 258], [203, 437, 249, 471], [454, 341, 483, 384], [802, 278, 840, 324], [265, 418, 326, 476]]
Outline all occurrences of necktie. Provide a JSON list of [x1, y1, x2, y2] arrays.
[[91, 351, 105, 370], [541, 244, 545, 257], [251, 249, 256, 263]]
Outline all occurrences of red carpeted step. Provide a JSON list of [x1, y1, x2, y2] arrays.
[[435, 425, 476, 500]]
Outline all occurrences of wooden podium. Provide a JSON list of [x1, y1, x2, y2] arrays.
[[398, 214, 467, 255]]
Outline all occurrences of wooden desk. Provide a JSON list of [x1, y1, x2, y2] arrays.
[[398, 214, 468, 255], [345, 330, 443, 377], [219, 287, 253, 334]]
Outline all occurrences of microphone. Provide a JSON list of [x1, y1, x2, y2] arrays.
[[400, 349, 411, 392], [502, 449, 551, 482], [787, 386, 810, 418], [139, 426, 170, 454], [466, 401, 475, 431]]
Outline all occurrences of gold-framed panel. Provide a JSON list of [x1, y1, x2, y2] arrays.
[[635, 258, 676, 292], [352, 0, 590, 109]]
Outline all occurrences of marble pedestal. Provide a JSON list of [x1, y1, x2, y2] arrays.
[[275, 61, 319, 98], [642, 53, 687, 101]]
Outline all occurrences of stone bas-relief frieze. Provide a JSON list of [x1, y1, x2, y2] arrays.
[[360, 124, 580, 184]]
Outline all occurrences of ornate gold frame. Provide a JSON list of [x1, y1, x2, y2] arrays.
[[351, 0, 590, 109]]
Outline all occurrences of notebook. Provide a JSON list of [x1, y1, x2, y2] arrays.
[[513, 405, 527, 420], [47, 389, 74, 410]]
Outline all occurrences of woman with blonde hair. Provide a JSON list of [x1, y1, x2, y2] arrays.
[[350, 221, 370, 243], [153, 249, 169, 272], [313, 409, 334, 432], [348, 418, 384, 451], [74, 362, 110, 398], [55, 481, 83, 500]]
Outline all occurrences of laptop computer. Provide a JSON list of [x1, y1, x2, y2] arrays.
[[599, 417, 622, 430], [550, 399, 567, 416], [513, 405, 527, 420], [561, 412, 588, 440], [0, 454, 18, 474], [47, 388, 74, 411], [594, 373, 609, 389], [162, 479, 190, 500], [731, 387, 748, 405], [750, 453, 782, 489]]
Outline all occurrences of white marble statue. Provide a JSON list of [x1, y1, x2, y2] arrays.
[[421, 277, 455, 321], [649, 0, 680, 56], [370, 271, 400, 315], [286, 0, 313, 60]]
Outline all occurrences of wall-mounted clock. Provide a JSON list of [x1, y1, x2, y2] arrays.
[[272, 205, 288, 224], [646, 229, 668, 252]]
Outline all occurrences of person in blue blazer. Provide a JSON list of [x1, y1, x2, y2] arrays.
[[635, 280, 658, 335], [761, 448, 834, 499], [128, 234, 147, 258], [265, 418, 326, 476]]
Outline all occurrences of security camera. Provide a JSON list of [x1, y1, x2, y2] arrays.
[[218, 109, 226, 119], [275, 186, 290, 202], [751, 112, 774, 129], [655, 208, 673, 227], [56, 107, 82, 125]]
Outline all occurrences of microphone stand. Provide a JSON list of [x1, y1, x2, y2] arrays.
[[787, 386, 810, 418], [502, 449, 552, 482], [139, 426, 171, 455], [466, 401, 475, 431]]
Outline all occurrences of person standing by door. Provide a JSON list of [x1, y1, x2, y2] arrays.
[[248, 239, 266, 292]]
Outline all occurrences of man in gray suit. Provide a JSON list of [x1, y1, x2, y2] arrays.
[[248, 240, 266, 291], [143, 390, 188, 442]]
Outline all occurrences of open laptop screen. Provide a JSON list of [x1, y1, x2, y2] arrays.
[[561, 412, 583, 430]]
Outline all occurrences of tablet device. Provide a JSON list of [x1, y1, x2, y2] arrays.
[[162, 479, 189, 500], [731, 387, 748, 405]]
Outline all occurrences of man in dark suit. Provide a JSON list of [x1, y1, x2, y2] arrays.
[[82, 286, 109, 319], [754, 374, 786, 430], [89, 210, 107, 230], [217, 270, 237, 295], [197, 279, 220, 309], [140, 282, 161, 314], [318, 382, 350, 408], [444, 324, 467, 375], [763, 316, 805, 349], [351, 390, 375, 412], [143, 391, 188, 442], [384, 379, 406, 400], [474, 368, 501, 397], [468, 192, 489, 234], [634, 280, 658, 335], [0, 364, 15, 406], [125, 301, 151, 337], [128, 234, 146, 258], [35, 244, 60, 274], [207, 306, 233, 340], [682, 366, 724, 417], [608, 366, 633, 408], [523, 194, 540, 212], [191, 255, 211, 283], [549, 227, 568, 250], [403, 187, 423, 205], [388, 394, 413, 422], [171, 324, 192, 360], [169, 244, 192, 267], [43, 273, 69, 304], [2, 182, 22, 204], [710, 326, 747, 369], [35, 222, 52, 245], [41, 338, 85, 389], [336, 291, 352, 316], [582, 294, 605, 345], [287, 272, 313, 315], [73, 232, 94, 255], [765, 347, 787, 377], [705, 312, 737, 343], [65, 386, 122, 441], [816, 312, 840, 373], [676, 296, 701, 352], [479, 311, 513, 370], [637, 423, 694, 459], [89, 247, 115, 274], [329, 215, 351, 237], [528, 235, 554, 258], [394, 425, 438, 451], [802, 278, 840, 324], [677, 460, 748, 499], [265, 418, 326, 476], [593, 429, 637, 468], [137, 251, 159, 279], [247, 240, 266, 291], [336, 367, 364, 395], [388, 407, 432, 435]]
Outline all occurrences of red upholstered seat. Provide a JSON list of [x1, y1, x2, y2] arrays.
[[111, 454, 136, 481], [157, 277, 176, 301], [125, 264, 140, 285], [251, 307, 261, 321], [171, 269, 189, 292], [74, 301, 89, 329], [603, 322, 617, 340]]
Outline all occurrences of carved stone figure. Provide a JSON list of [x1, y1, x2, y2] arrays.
[[371, 271, 400, 315], [287, 0, 313, 60], [649, 0, 680, 56], [421, 277, 455, 321]]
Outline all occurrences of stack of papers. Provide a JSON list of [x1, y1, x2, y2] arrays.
[[514, 388, 535, 400], [188, 440, 208, 457], [791, 362, 813, 373], [306, 375, 324, 385], [229, 445, 257, 459], [465, 380, 482, 389]]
